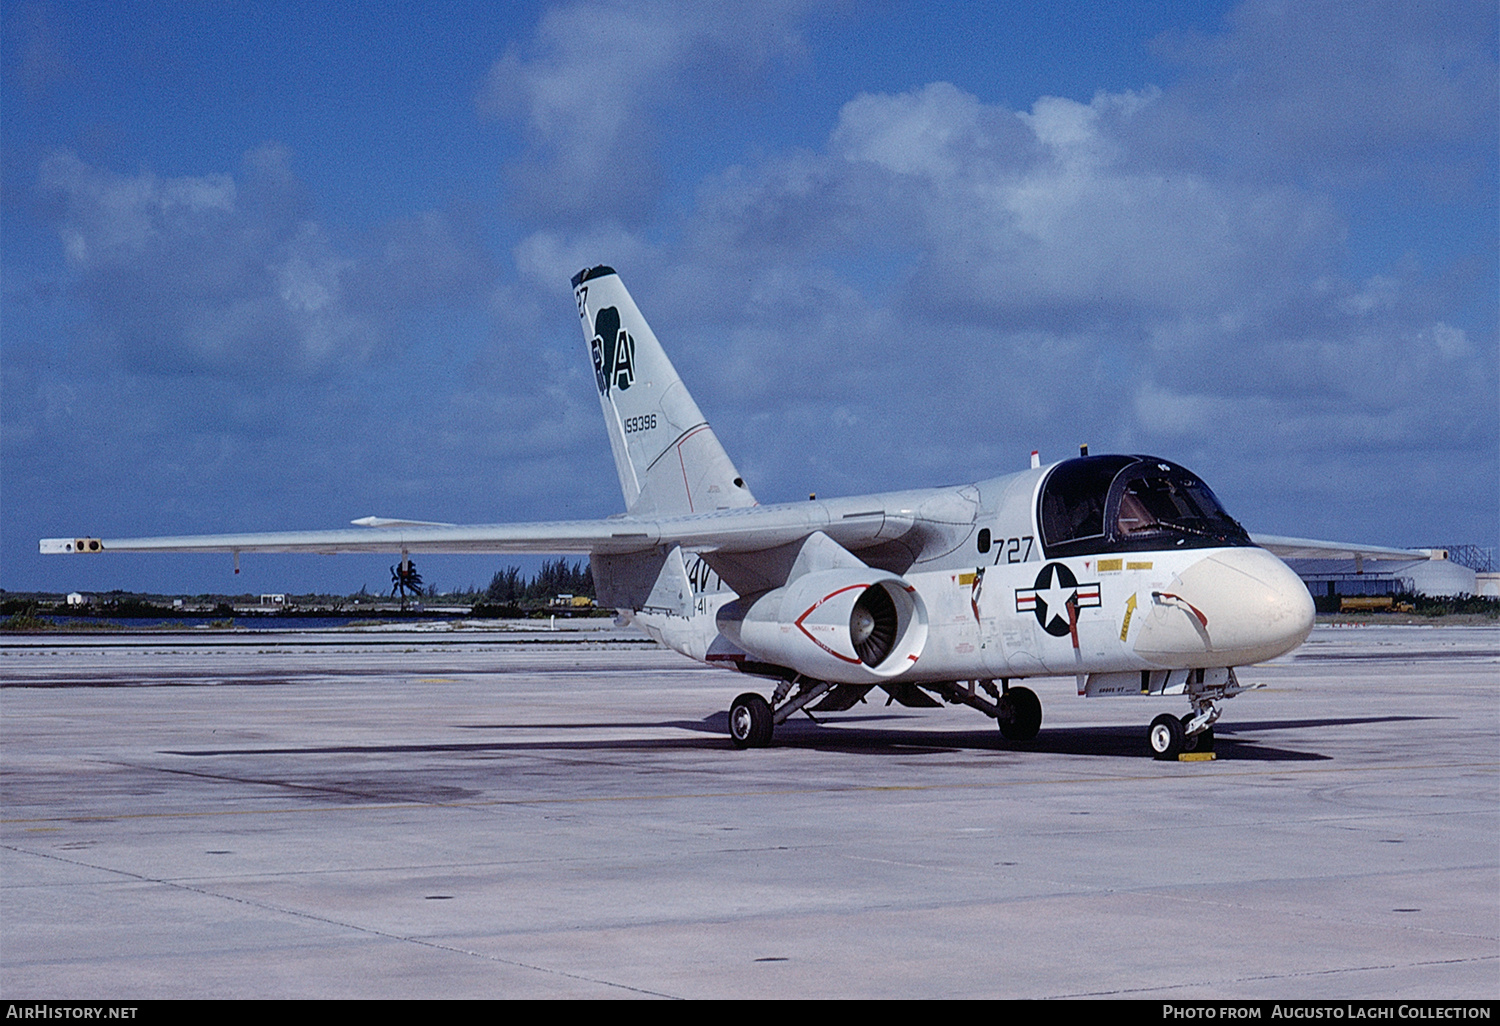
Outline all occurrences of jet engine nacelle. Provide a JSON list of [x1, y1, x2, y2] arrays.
[[717, 569, 929, 684]]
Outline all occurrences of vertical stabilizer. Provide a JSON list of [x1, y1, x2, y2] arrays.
[[572, 266, 756, 516]]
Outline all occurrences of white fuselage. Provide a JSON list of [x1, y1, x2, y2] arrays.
[[630, 464, 1315, 691]]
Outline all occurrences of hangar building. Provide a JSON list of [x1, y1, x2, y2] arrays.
[[1285, 547, 1486, 601]]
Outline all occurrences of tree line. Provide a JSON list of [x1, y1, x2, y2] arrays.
[[484, 558, 595, 606]]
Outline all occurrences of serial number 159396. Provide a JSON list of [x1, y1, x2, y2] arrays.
[[624, 414, 657, 433]]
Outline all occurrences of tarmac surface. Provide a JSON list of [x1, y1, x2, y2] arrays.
[[2, 621, 1496, 999]]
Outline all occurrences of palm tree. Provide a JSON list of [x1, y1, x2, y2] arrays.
[[390, 560, 424, 610]]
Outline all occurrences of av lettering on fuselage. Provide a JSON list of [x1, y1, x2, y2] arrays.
[[685, 554, 724, 596]]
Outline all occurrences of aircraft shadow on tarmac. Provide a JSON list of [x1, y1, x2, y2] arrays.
[[166, 714, 1436, 762]]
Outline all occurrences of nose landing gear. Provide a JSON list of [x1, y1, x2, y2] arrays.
[[1148, 668, 1242, 759], [1148, 713, 1217, 759], [1148, 713, 1186, 758]]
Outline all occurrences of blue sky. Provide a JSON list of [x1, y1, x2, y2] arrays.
[[3, 0, 1496, 596]]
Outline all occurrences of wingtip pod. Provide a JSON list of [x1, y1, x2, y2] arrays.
[[41, 537, 102, 554], [571, 266, 755, 517]]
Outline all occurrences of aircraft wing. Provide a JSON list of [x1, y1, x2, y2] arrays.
[[1250, 534, 1439, 561], [48, 521, 1430, 562], [40, 501, 917, 559]]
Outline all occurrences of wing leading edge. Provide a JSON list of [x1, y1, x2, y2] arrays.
[[44, 511, 1436, 564], [1250, 534, 1441, 562], [40, 499, 920, 560]]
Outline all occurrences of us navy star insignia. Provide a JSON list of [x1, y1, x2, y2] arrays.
[[1015, 562, 1101, 637]]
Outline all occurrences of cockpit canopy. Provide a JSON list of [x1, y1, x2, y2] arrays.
[[1039, 455, 1252, 558]]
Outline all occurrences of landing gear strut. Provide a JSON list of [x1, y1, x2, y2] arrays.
[[1181, 713, 1215, 753], [927, 677, 1044, 743]]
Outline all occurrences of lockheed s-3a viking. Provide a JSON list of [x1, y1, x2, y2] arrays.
[[43, 267, 1427, 757]]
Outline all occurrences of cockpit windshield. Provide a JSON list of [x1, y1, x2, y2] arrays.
[[1039, 455, 1251, 557]]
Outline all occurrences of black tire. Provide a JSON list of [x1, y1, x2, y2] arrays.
[[1181, 713, 1215, 753], [998, 685, 1042, 741], [729, 693, 773, 749], [1149, 713, 1186, 759]]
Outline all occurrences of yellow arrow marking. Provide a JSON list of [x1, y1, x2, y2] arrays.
[[1120, 592, 1137, 641]]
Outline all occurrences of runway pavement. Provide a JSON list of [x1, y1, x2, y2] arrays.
[[2, 620, 1496, 999]]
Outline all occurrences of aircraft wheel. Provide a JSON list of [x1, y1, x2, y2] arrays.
[[729, 693, 773, 749], [1181, 714, 1214, 753], [998, 686, 1042, 741], [1149, 713, 1186, 759]]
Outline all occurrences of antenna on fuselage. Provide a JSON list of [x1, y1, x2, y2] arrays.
[[1079, 443, 1089, 456], [1030, 450, 1040, 469]]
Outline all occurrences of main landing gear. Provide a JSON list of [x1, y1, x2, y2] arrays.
[[931, 678, 1043, 742], [728, 677, 1045, 748], [996, 684, 1042, 742], [729, 693, 773, 748], [728, 678, 836, 749]]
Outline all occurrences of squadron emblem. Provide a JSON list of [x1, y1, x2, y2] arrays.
[[590, 306, 636, 396]]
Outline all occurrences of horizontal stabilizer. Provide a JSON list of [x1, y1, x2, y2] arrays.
[[592, 545, 694, 617]]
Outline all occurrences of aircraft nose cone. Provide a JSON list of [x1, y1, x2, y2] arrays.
[[1133, 547, 1314, 667]]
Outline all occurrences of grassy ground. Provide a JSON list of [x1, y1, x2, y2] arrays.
[[1316, 612, 1498, 627]]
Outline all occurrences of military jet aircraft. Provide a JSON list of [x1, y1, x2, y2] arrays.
[[43, 266, 1432, 757]]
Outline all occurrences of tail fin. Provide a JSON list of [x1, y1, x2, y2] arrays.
[[572, 266, 756, 516]]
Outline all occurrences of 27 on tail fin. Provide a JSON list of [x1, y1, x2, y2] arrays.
[[572, 266, 755, 516]]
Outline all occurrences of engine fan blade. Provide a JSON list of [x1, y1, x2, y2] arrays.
[[851, 584, 898, 666]]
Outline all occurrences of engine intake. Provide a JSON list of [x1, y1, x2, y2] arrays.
[[717, 568, 929, 684]]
